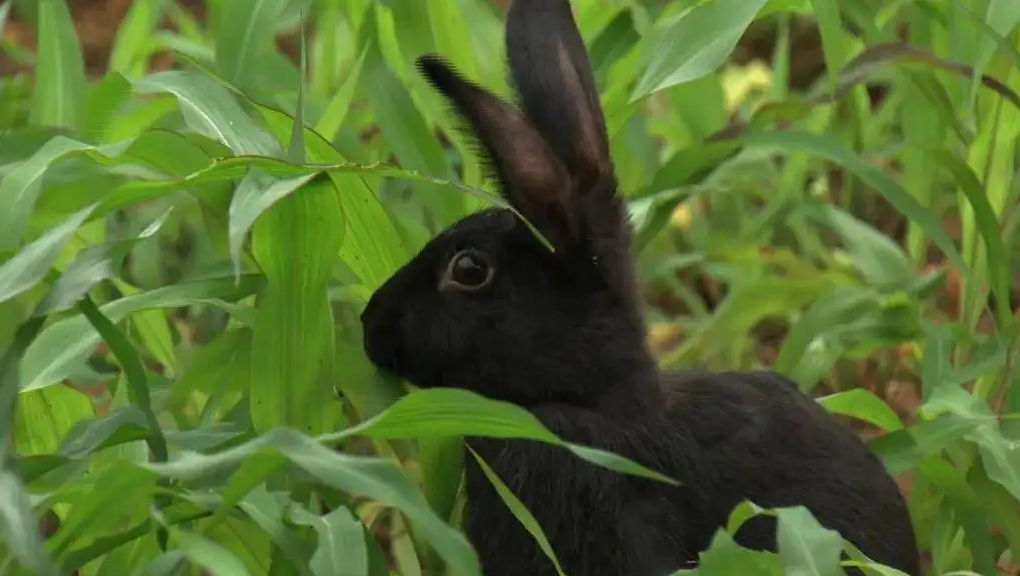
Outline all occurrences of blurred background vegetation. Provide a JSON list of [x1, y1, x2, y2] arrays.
[[1, 0, 1019, 575]]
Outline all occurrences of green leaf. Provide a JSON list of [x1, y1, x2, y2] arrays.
[[802, 204, 915, 290], [115, 279, 181, 378], [77, 296, 168, 462], [0, 136, 96, 249], [924, 386, 1020, 500], [108, 0, 166, 76], [130, 70, 283, 156], [631, 0, 771, 100], [776, 507, 844, 576], [215, 0, 290, 93], [227, 169, 320, 277], [363, 49, 461, 228], [144, 428, 482, 576], [19, 273, 263, 393], [325, 387, 677, 485], [314, 47, 368, 140], [233, 489, 316, 576], [163, 327, 252, 419], [924, 148, 1012, 326], [249, 175, 344, 435], [0, 318, 47, 463], [0, 2, 11, 39], [420, 435, 464, 524], [0, 470, 59, 576], [256, 108, 407, 291], [913, 456, 998, 576], [173, 529, 253, 576], [60, 502, 211, 572], [468, 447, 567, 576], [291, 505, 368, 576], [57, 406, 151, 459], [36, 208, 172, 315], [206, 451, 288, 531], [817, 389, 904, 432], [288, 19, 307, 164], [0, 203, 97, 306], [80, 72, 135, 144], [697, 529, 779, 575], [30, 0, 86, 129], [868, 413, 978, 476], [805, 42, 1020, 113], [48, 460, 160, 556], [740, 130, 967, 274], [775, 287, 881, 388], [13, 384, 94, 456], [838, 561, 911, 576]]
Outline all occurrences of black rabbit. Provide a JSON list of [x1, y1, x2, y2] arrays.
[[360, 0, 921, 574]]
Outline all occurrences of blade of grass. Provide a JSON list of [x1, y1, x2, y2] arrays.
[[631, 0, 771, 101], [467, 447, 567, 576], [76, 296, 166, 463], [249, 175, 344, 435], [0, 203, 97, 305], [228, 170, 319, 278], [288, 13, 307, 164], [130, 70, 284, 157], [0, 471, 60, 576], [19, 274, 264, 393], [215, 0, 290, 94], [108, 0, 166, 76], [30, 0, 86, 129], [143, 429, 483, 576], [313, 47, 367, 141]]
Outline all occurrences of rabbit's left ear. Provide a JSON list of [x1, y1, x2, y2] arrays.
[[416, 55, 580, 250], [506, 0, 610, 186]]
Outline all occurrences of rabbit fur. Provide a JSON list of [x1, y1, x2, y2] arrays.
[[360, 0, 921, 574]]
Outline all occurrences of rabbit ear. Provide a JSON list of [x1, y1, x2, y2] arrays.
[[417, 55, 580, 249], [506, 0, 610, 185]]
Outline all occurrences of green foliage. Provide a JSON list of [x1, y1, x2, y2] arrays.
[[0, 0, 1019, 575]]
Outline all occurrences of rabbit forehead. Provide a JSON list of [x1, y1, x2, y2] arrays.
[[407, 207, 528, 272], [437, 206, 518, 239]]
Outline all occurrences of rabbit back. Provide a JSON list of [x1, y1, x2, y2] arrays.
[[461, 369, 919, 576], [661, 369, 919, 575]]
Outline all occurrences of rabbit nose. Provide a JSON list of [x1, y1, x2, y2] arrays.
[[360, 291, 405, 372]]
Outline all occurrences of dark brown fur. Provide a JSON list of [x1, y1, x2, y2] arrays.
[[361, 1, 920, 574]]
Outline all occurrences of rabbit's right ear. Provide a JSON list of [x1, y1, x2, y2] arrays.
[[506, 0, 610, 187], [417, 55, 580, 250]]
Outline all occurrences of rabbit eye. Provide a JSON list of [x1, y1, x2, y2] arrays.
[[440, 248, 494, 291]]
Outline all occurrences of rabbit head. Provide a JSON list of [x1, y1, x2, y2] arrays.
[[361, 0, 656, 408]]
